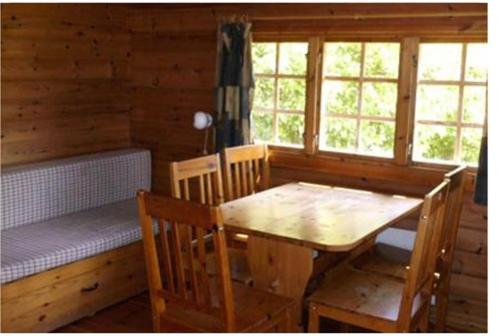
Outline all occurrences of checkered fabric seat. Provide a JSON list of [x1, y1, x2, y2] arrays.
[[1, 149, 151, 284]]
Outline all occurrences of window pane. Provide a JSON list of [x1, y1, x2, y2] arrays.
[[364, 43, 400, 78], [251, 112, 273, 143], [320, 117, 357, 152], [460, 128, 482, 165], [278, 78, 306, 110], [359, 121, 395, 157], [466, 43, 488, 82], [252, 43, 276, 74], [277, 114, 304, 146], [361, 82, 398, 118], [418, 44, 462, 81], [463, 86, 487, 124], [278, 43, 308, 75], [414, 124, 456, 162], [322, 80, 359, 115], [254, 77, 275, 109], [324, 43, 361, 77], [416, 85, 459, 122]]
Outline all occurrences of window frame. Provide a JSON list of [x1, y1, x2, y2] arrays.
[[251, 35, 487, 171], [412, 42, 488, 167], [251, 40, 309, 148], [318, 41, 401, 159]]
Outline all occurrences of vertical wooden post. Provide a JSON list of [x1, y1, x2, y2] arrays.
[[394, 37, 419, 165], [304, 36, 323, 156]]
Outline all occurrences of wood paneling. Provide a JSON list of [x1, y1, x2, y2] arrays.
[[0, 3, 487, 332], [1, 4, 132, 166]]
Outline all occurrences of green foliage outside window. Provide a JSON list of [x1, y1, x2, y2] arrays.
[[251, 41, 486, 166], [251, 42, 307, 147], [414, 43, 487, 165], [278, 114, 304, 145]]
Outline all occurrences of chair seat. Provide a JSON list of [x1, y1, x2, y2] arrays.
[[351, 243, 411, 280], [159, 281, 295, 332], [308, 265, 425, 323]]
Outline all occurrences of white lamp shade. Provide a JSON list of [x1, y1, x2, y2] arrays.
[[193, 111, 213, 130]]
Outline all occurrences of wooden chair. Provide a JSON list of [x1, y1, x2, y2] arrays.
[[223, 144, 270, 246], [350, 165, 467, 331], [137, 192, 295, 332], [434, 165, 467, 330], [223, 144, 270, 201], [307, 181, 449, 332], [170, 154, 251, 285]]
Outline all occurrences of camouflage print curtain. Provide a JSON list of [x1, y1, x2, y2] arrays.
[[214, 22, 254, 153]]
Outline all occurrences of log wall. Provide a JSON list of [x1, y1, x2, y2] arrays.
[[1, 4, 132, 165], [0, 3, 487, 332]]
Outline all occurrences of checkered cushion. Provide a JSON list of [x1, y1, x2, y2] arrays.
[[1, 149, 151, 231], [1, 199, 149, 284]]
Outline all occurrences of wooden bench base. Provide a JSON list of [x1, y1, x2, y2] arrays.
[[1, 241, 148, 333]]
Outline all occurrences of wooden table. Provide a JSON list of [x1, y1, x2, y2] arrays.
[[221, 182, 422, 325]]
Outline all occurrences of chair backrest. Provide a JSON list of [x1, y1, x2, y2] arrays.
[[170, 154, 224, 205], [137, 191, 236, 332], [223, 144, 270, 201], [398, 180, 449, 330], [440, 165, 467, 260]]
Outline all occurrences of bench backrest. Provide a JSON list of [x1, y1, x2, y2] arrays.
[[1, 149, 151, 231]]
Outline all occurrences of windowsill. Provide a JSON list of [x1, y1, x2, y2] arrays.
[[265, 145, 478, 192]]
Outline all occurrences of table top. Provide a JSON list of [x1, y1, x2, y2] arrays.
[[221, 182, 423, 252]]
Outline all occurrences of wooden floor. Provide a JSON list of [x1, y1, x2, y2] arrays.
[[56, 291, 482, 333]]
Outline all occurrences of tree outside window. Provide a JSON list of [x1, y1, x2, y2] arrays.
[[413, 43, 487, 165], [251, 42, 308, 147]]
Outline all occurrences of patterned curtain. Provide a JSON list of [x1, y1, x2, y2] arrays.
[[214, 22, 254, 153], [474, 127, 487, 205]]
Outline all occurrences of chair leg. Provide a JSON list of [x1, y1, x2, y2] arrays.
[[417, 304, 430, 332], [153, 314, 162, 333], [308, 304, 320, 333], [435, 271, 451, 332]]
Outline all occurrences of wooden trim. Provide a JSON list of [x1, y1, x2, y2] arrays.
[[304, 36, 323, 155], [395, 37, 419, 165]]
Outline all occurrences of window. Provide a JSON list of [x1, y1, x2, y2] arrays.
[[319, 42, 400, 158], [251, 42, 308, 147], [249, 38, 486, 168], [413, 43, 487, 165]]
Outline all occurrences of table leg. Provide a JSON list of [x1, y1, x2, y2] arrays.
[[246, 235, 314, 329]]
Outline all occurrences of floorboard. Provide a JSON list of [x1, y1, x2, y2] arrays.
[[56, 291, 482, 333]]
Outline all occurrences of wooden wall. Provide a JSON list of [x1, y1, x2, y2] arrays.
[[127, 4, 487, 332], [1, 4, 132, 166], [0, 3, 487, 332]]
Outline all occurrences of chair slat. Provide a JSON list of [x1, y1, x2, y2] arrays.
[[234, 163, 241, 199], [184, 224, 202, 305], [171, 221, 188, 299], [241, 162, 248, 196], [196, 227, 212, 305], [223, 144, 270, 202], [206, 174, 213, 205], [199, 175, 206, 204], [159, 219, 175, 296], [248, 160, 255, 193]]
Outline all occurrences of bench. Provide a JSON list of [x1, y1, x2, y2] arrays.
[[1, 149, 151, 332]]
